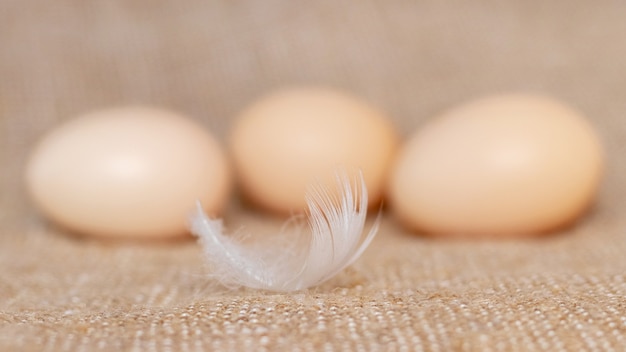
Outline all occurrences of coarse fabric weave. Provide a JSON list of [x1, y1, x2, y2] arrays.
[[2, 1, 626, 351]]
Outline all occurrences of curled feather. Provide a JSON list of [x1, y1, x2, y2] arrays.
[[189, 170, 380, 292]]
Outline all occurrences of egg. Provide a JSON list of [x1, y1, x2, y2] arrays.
[[389, 94, 604, 238], [26, 107, 231, 240], [230, 87, 399, 214]]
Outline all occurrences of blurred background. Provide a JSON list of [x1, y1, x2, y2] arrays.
[[4, 1, 626, 349], [4, 0, 626, 232]]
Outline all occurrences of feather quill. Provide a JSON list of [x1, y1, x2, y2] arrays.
[[189, 170, 380, 292]]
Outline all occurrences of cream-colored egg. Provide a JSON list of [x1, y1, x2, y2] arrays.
[[230, 87, 399, 214], [26, 107, 230, 240], [389, 94, 604, 238]]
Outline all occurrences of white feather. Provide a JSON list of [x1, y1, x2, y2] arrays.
[[189, 170, 380, 292]]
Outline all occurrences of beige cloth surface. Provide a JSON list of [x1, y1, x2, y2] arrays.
[[3, 1, 626, 350]]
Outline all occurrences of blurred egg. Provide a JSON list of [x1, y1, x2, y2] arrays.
[[26, 107, 231, 240], [230, 87, 399, 214], [389, 94, 604, 238]]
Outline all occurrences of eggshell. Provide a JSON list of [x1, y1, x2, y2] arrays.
[[230, 87, 399, 214], [389, 94, 604, 238], [26, 107, 230, 240]]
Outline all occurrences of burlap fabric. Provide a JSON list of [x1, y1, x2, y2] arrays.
[[2, 1, 626, 350]]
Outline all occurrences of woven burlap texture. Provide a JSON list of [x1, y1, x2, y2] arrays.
[[2, 1, 626, 351]]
